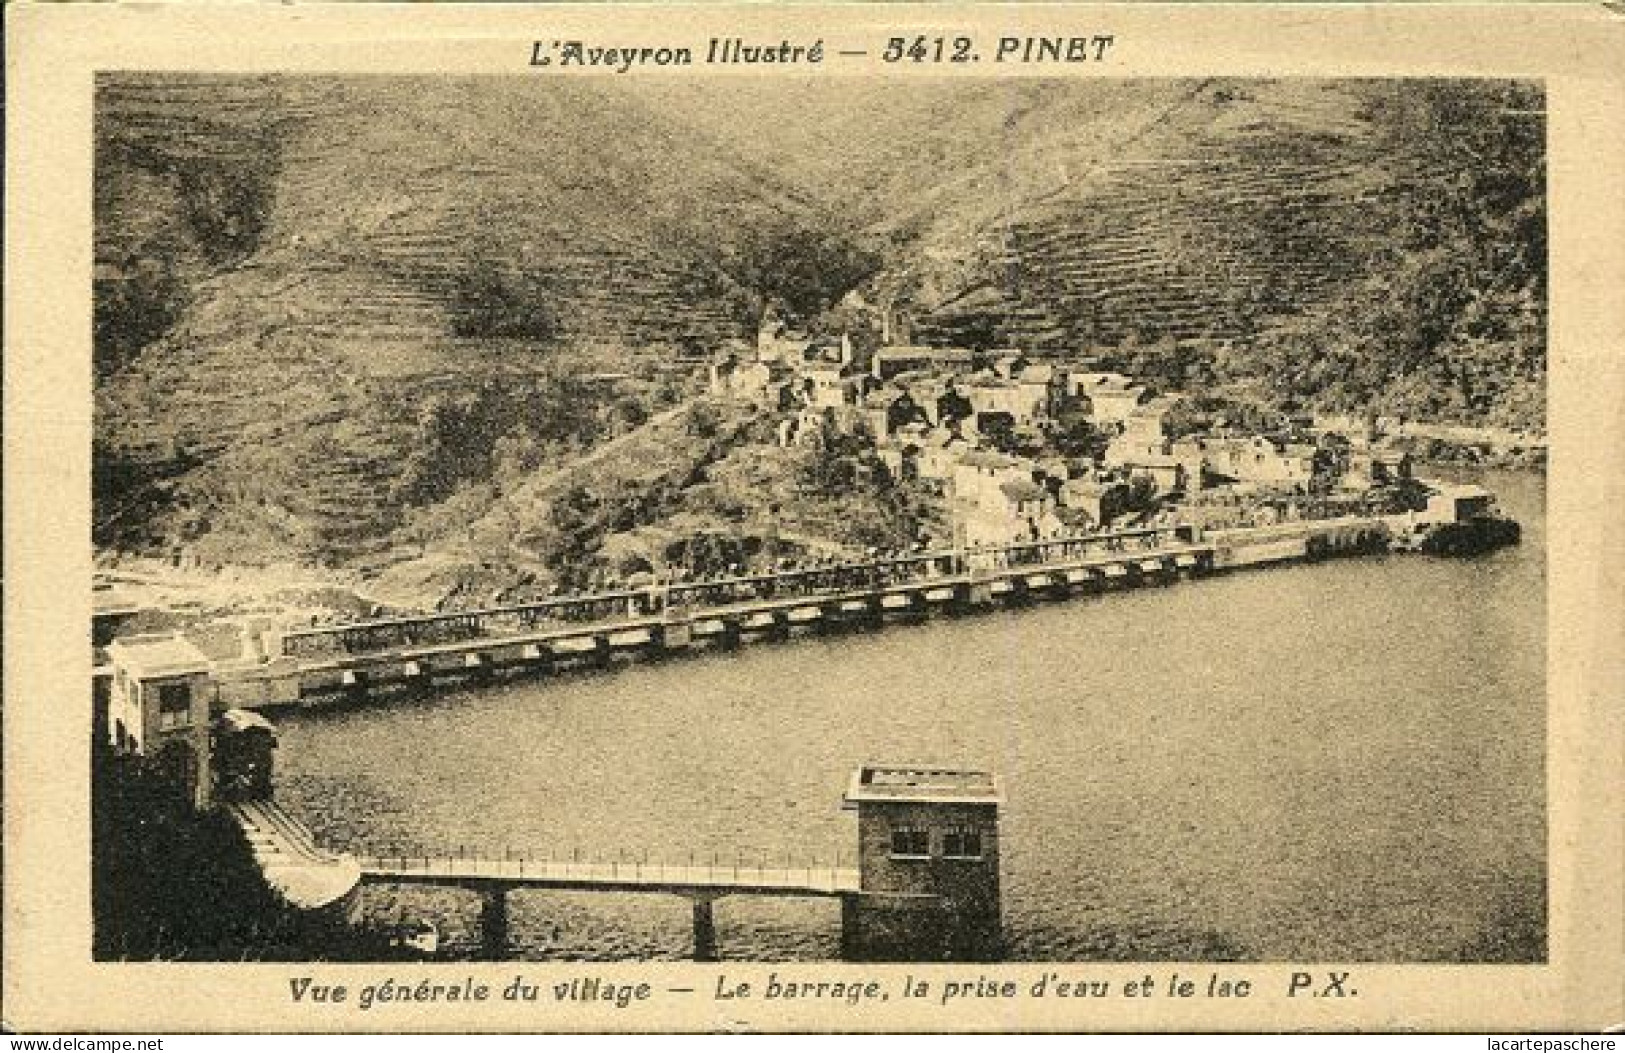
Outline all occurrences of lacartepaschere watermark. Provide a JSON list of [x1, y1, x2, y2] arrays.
[[1487, 1040, 1617, 1050]]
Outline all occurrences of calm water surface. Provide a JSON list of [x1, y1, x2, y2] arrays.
[[275, 470, 1546, 962]]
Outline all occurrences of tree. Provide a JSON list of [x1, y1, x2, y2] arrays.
[[451, 258, 561, 342], [1311, 432, 1352, 493], [720, 219, 883, 328], [177, 162, 274, 267], [1051, 412, 1108, 460], [1124, 474, 1160, 517], [94, 265, 186, 376], [684, 402, 724, 440]]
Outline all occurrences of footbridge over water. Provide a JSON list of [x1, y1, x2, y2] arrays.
[[344, 763, 1004, 961], [354, 853, 863, 960], [221, 796, 867, 961], [216, 760, 1005, 962]]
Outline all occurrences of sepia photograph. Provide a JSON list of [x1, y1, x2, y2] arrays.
[[87, 72, 1549, 968]]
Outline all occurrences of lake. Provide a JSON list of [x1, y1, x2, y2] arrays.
[[274, 470, 1546, 962]]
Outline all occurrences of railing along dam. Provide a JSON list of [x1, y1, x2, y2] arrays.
[[213, 519, 1396, 708], [279, 526, 1196, 659]]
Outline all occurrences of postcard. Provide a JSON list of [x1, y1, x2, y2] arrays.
[[4, 1, 1622, 1034]]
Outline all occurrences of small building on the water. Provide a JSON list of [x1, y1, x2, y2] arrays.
[[842, 763, 1003, 960], [1423, 483, 1496, 524]]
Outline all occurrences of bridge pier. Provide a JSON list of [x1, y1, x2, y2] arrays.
[[520, 643, 554, 675], [962, 579, 995, 609], [741, 612, 788, 642], [838, 892, 861, 960], [829, 598, 881, 632], [479, 885, 510, 960], [464, 652, 493, 685], [661, 619, 694, 651], [642, 625, 671, 659], [341, 669, 369, 703], [691, 895, 718, 962], [401, 661, 428, 697]]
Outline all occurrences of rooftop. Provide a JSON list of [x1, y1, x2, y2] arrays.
[[875, 346, 976, 361], [866, 386, 910, 406], [1130, 397, 1180, 417], [1000, 478, 1050, 502], [844, 764, 1002, 806], [106, 634, 212, 679], [1434, 483, 1495, 500], [92, 589, 148, 617], [957, 450, 1021, 469], [1093, 383, 1145, 397], [217, 708, 277, 736]]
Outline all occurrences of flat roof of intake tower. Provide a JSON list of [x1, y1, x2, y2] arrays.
[[844, 764, 1002, 806], [106, 634, 212, 680]]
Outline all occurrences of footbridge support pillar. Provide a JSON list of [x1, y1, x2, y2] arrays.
[[691, 895, 719, 962], [479, 885, 511, 960]]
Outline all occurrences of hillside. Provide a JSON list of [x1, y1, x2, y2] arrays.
[[664, 78, 1544, 422], [94, 75, 1544, 572], [94, 75, 821, 562]]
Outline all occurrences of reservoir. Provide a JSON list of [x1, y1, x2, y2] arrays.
[[274, 469, 1546, 962]]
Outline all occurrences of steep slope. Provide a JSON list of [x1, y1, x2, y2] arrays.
[[900, 79, 1405, 348], [94, 75, 1544, 569], [659, 78, 1544, 423], [899, 81, 1540, 359], [94, 75, 818, 562]]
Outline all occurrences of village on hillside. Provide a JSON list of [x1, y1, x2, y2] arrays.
[[94, 301, 1524, 656], [707, 304, 1434, 557]]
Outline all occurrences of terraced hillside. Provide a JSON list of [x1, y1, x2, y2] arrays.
[[856, 80, 1528, 354], [95, 76, 1543, 569], [673, 78, 1543, 420], [94, 75, 814, 561]]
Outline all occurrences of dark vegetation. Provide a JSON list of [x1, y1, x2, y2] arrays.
[[718, 218, 884, 328], [176, 162, 276, 267], [93, 745, 421, 961], [92, 747, 306, 960], [1224, 83, 1546, 428], [384, 372, 610, 507], [93, 140, 276, 376], [92, 442, 200, 548], [501, 401, 756, 590], [93, 266, 188, 378], [791, 419, 937, 549], [449, 259, 562, 342]]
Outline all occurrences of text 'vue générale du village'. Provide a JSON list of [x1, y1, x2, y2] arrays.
[[528, 36, 1118, 73]]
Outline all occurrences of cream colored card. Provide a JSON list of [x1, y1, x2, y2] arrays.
[[5, 1, 1623, 1034]]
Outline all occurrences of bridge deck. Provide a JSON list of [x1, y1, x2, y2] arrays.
[[245, 540, 1216, 680], [358, 855, 861, 898]]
